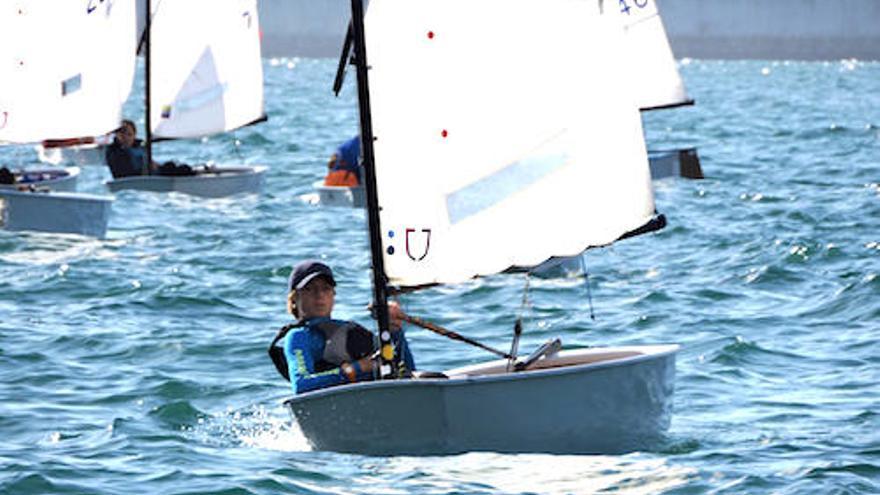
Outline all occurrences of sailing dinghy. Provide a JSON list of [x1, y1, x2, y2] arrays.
[[105, 0, 267, 198], [313, 180, 366, 208], [1, 166, 80, 192], [284, 0, 678, 456], [616, 0, 704, 179], [0, 0, 136, 238]]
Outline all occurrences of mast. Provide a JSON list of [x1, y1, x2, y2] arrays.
[[143, 0, 153, 173], [349, 0, 397, 378]]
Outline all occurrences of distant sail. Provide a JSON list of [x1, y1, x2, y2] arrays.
[[614, 0, 691, 110], [0, 0, 136, 143], [365, 0, 656, 289], [150, 0, 264, 138]]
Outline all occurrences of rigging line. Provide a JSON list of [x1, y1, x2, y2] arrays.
[[136, 0, 164, 56], [579, 255, 596, 320], [507, 273, 530, 371], [401, 314, 513, 360], [332, 21, 354, 96], [144, 0, 153, 174]]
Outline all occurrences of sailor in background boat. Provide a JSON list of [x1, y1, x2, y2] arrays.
[[323, 136, 361, 187], [105, 120, 197, 179], [104, 120, 157, 178], [268, 260, 416, 394]]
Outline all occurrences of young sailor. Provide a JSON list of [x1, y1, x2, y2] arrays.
[[323, 135, 361, 187], [268, 260, 415, 394], [104, 119, 154, 178]]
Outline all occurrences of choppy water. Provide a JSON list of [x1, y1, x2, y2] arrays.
[[1, 58, 878, 494]]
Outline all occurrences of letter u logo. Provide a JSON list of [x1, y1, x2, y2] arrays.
[[405, 228, 431, 261]]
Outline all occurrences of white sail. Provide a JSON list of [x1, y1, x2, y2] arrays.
[[614, 0, 690, 110], [365, 0, 657, 288], [150, 0, 264, 138], [0, 0, 136, 143]]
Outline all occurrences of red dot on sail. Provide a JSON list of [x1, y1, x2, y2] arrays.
[[441, 130, 448, 138], [427, 31, 435, 39]]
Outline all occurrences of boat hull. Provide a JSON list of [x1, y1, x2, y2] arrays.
[[105, 166, 266, 198], [648, 147, 703, 180], [314, 183, 365, 208], [0, 189, 112, 238], [2, 166, 80, 192], [285, 345, 677, 455]]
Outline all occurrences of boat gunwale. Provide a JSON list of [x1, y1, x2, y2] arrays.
[[284, 344, 679, 405], [105, 165, 267, 185], [1, 166, 80, 189], [0, 188, 113, 203]]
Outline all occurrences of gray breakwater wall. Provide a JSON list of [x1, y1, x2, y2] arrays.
[[138, 0, 880, 60]]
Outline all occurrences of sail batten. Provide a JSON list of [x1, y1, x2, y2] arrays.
[[0, 1, 136, 144], [150, 0, 263, 139], [365, 0, 658, 289]]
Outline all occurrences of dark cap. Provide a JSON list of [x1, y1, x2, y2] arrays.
[[288, 260, 336, 292]]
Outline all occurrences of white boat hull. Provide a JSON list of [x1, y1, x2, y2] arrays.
[[105, 166, 266, 198], [1, 166, 80, 192], [0, 189, 112, 238], [285, 344, 677, 455], [314, 183, 365, 208], [648, 148, 703, 180]]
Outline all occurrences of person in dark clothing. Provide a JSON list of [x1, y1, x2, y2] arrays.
[[104, 120, 154, 178], [324, 136, 361, 187], [268, 260, 416, 394], [0, 166, 15, 185], [105, 120, 197, 178]]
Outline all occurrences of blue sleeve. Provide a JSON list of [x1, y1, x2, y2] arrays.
[[284, 330, 347, 394], [393, 331, 417, 372]]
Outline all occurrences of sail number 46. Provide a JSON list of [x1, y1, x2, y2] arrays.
[[619, 0, 650, 15]]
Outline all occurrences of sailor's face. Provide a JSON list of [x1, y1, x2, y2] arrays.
[[297, 277, 335, 319], [116, 124, 135, 147]]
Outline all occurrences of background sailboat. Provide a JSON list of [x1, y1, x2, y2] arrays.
[[105, 0, 267, 198], [1, 167, 80, 192], [615, 0, 704, 179], [0, 0, 136, 238], [285, 0, 678, 455]]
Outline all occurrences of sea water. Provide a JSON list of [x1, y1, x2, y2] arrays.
[[0, 59, 878, 494]]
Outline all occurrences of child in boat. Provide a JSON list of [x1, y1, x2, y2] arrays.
[[104, 119, 155, 178], [268, 260, 416, 394], [105, 120, 196, 178], [323, 136, 361, 187]]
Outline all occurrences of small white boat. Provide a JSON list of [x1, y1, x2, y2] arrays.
[[110, 0, 267, 199], [0, 189, 112, 238], [280, 0, 678, 456], [106, 165, 266, 197], [2, 166, 80, 192], [313, 181, 365, 208], [287, 345, 678, 455], [0, 1, 133, 238]]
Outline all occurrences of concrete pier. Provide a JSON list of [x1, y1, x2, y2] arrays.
[[659, 0, 880, 60], [138, 0, 880, 60]]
